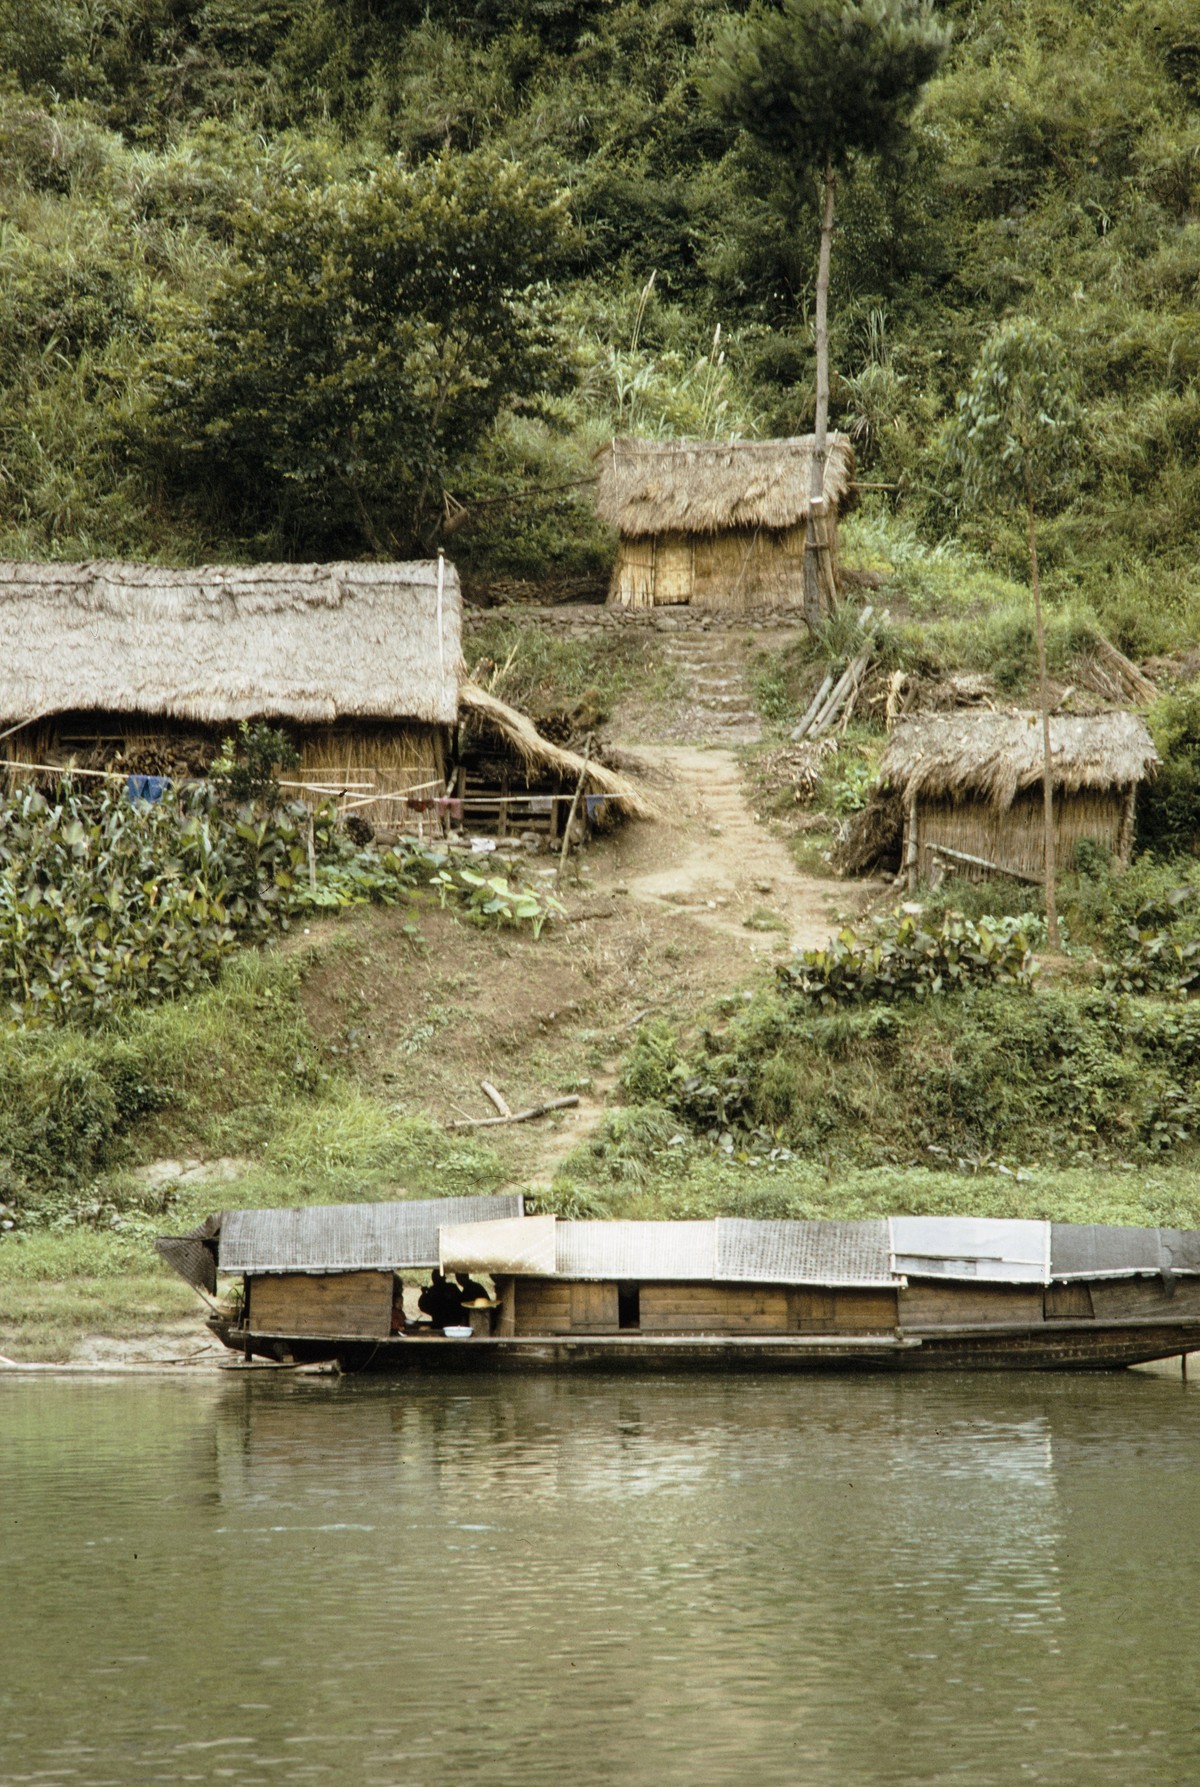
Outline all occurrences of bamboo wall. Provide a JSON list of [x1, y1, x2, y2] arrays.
[[608, 520, 840, 611], [911, 786, 1131, 885], [0, 712, 447, 833]]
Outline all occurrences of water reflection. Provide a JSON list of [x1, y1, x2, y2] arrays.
[[1, 1371, 1198, 1785]]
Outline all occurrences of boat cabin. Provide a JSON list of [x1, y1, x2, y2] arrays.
[[157, 1208, 1200, 1371]]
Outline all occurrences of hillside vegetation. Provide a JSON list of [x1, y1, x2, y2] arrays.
[[3, 0, 1200, 1357], [1, 0, 1197, 638]]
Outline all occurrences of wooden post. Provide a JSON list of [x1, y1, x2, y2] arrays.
[[906, 791, 919, 892], [1119, 783, 1137, 865], [803, 160, 838, 626], [1029, 488, 1058, 947], [557, 735, 593, 887], [497, 768, 509, 840]]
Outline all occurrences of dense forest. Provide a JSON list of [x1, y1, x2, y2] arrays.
[[1, 0, 1197, 637]]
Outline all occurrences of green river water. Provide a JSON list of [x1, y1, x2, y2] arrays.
[[1, 1369, 1198, 1786]]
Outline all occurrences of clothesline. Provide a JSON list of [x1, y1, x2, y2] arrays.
[[0, 758, 446, 801]]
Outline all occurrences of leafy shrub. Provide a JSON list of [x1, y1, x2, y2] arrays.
[[0, 776, 564, 1027], [1138, 687, 1200, 856], [777, 909, 1038, 1009], [619, 1019, 686, 1104]]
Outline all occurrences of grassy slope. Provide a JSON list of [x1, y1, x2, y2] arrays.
[[4, 536, 1200, 1356]]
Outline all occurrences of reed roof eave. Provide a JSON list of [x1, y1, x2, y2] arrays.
[[0, 559, 464, 730], [882, 711, 1159, 811], [458, 681, 658, 819], [593, 435, 856, 538]]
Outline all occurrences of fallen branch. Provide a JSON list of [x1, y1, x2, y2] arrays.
[[480, 1080, 512, 1118], [444, 1094, 580, 1132]]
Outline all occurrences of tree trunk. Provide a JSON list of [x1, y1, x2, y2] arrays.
[[803, 160, 837, 628], [1028, 489, 1059, 948]]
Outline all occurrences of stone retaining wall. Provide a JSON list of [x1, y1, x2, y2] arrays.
[[463, 603, 806, 636]]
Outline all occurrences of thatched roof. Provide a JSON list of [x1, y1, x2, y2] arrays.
[[594, 435, 856, 538], [0, 559, 463, 729], [459, 681, 658, 819], [883, 711, 1159, 810]]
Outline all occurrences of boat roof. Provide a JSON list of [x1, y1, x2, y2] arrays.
[[157, 1208, 1200, 1290], [440, 1215, 1200, 1288], [217, 1195, 525, 1275]]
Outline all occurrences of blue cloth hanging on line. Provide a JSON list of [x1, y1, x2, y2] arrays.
[[126, 774, 170, 804], [584, 794, 607, 820]]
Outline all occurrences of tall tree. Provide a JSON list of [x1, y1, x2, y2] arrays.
[[706, 0, 948, 623], [944, 319, 1080, 948], [147, 150, 571, 557]]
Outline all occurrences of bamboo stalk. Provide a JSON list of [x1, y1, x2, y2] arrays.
[[791, 670, 835, 741], [810, 647, 871, 738], [928, 841, 1043, 883]]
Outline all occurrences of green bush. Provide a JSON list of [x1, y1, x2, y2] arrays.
[[777, 909, 1038, 1009], [1138, 687, 1200, 856], [613, 977, 1200, 1170]]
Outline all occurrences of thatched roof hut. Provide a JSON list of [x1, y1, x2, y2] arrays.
[[0, 558, 463, 826], [0, 559, 460, 729], [881, 711, 1158, 886], [595, 435, 856, 612]]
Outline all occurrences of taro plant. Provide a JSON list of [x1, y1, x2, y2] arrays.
[[778, 908, 1038, 1008]]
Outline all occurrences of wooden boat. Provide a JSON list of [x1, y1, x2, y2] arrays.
[[157, 1199, 1200, 1372]]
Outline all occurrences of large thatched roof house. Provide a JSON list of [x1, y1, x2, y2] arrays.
[[0, 559, 462, 825], [595, 434, 855, 611], [883, 711, 1159, 886], [0, 559, 652, 837]]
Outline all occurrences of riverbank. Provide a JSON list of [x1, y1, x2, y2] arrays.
[[5, 601, 1200, 1363]]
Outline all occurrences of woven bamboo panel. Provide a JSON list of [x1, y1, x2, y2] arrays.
[[715, 1218, 892, 1286]]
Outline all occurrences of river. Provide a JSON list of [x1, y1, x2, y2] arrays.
[[2, 1370, 1198, 1785]]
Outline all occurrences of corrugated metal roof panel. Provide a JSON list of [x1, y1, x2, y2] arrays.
[[890, 1217, 1050, 1285], [219, 1195, 524, 1274], [715, 1219, 893, 1286], [554, 1221, 717, 1281], [1050, 1224, 1200, 1280]]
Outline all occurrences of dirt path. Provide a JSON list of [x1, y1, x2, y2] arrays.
[[515, 743, 879, 1191], [600, 743, 873, 953]]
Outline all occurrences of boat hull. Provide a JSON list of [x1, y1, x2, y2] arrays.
[[225, 1319, 1200, 1374]]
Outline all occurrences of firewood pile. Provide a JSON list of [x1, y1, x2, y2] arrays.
[[757, 737, 839, 804], [77, 736, 214, 779], [1074, 637, 1158, 707]]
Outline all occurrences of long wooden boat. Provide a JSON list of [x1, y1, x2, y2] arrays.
[[157, 1199, 1200, 1372]]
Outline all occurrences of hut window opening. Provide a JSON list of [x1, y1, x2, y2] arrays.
[[618, 1284, 641, 1330]]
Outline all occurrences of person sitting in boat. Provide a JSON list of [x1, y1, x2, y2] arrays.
[[417, 1269, 466, 1329], [454, 1271, 491, 1307]]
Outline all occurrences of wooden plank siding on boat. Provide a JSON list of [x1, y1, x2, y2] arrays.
[[509, 1279, 900, 1336], [1089, 1275, 1200, 1319], [248, 1270, 392, 1339], [900, 1281, 1045, 1328]]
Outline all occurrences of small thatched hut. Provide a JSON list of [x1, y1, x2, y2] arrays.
[[883, 711, 1159, 886], [0, 559, 462, 826], [595, 435, 856, 611]]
